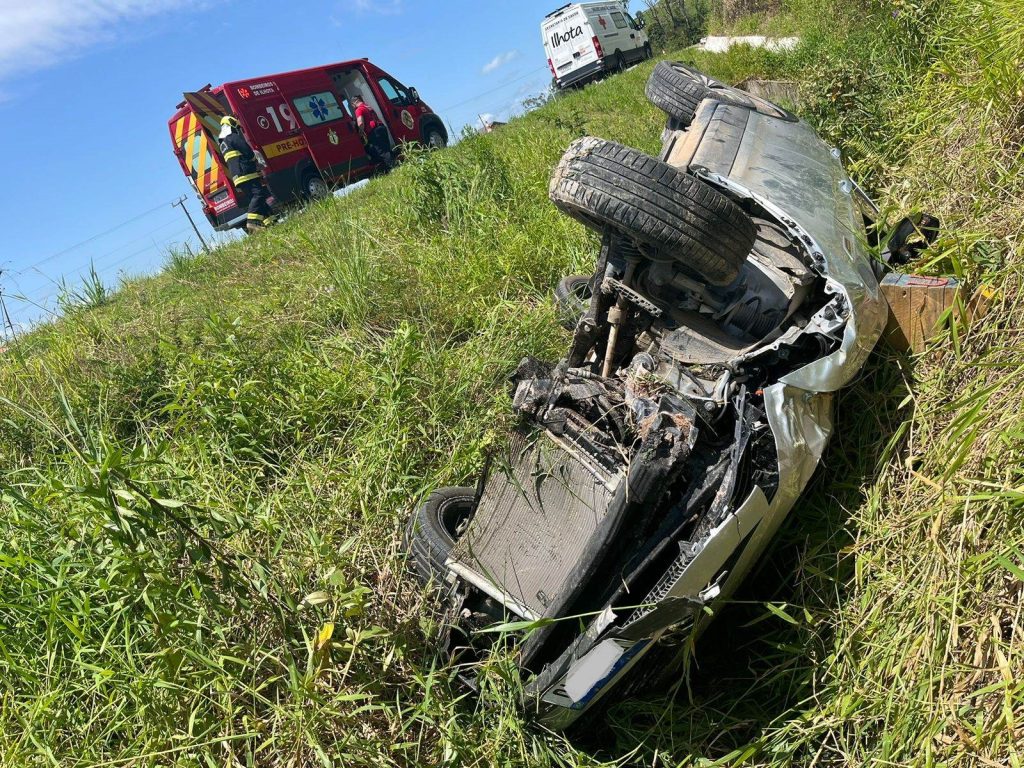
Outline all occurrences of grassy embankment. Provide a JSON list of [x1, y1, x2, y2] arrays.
[[2, 0, 1023, 764]]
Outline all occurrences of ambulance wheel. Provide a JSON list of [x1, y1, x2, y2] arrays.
[[405, 487, 477, 585], [549, 137, 754, 286], [426, 127, 447, 150], [644, 43, 653, 60], [302, 172, 330, 200], [614, 52, 626, 72]]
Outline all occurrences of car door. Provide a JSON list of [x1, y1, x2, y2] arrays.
[[598, 9, 630, 57], [623, 12, 646, 57], [592, 8, 627, 60], [288, 80, 370, 182], [372, 74, 420, 145]]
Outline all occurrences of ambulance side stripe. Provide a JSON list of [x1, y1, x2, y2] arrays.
[[183, 114, 199, 180], [195, 132, 210, 187]]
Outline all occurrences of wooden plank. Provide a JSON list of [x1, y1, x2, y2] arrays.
[[880, 273, 960, 353]]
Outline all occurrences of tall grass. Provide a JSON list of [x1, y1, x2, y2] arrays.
[[2, 0, 1023, 764]]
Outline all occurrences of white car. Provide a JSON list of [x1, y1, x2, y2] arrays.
[[406, 62, 891, 729], [543, 2, 651, 89]]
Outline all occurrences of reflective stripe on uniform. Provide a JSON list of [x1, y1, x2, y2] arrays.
[[223, 150, 242, 160], [233, 172, 261, 185], [247, 212, 266, 221]]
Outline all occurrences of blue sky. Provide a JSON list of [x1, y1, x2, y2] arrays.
[[0, 0, 642, 331]]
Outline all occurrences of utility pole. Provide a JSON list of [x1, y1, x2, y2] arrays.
[[0, 270, 16, 341], [172, 196, 210, 252]]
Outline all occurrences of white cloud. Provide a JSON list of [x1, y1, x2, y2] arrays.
[[345, 0, 404, 15], [482, 50, 519, 75], [0, 0, 190, 83]]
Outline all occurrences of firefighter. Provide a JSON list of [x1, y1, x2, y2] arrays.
[[218, 115, 273, 232], [351, 93, 394, 172]]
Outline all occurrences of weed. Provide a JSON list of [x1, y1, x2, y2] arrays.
[[2, 2, 1023, 764]]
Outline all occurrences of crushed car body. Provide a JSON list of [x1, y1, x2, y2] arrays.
[[405, 61, 888, 729]]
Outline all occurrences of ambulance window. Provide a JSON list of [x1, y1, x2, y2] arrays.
[[610, 11, 628, 29], [293, 91, 343, 126], [625, 13, 638, 29], [378, 78, 412, 107]]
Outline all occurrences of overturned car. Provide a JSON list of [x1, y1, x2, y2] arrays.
[[405, 62, 888, 729]]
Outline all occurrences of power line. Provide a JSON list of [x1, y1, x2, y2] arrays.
[[6, 227, 195, 322], [27, 215, 186, 281], [16, 214, 189, 301], [13, 197, 189, 275], [95, 228, 194, 277], [172, 196, 210, 251], [439, 66, 550, 113], [0, 270, 15, 341]]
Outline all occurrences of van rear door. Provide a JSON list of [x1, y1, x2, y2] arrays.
[[172, 95, 231, 216], [543, 6, 596, 79]]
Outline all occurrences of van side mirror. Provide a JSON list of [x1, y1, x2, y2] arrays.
[[409, 87, 421, 104], [635, 16, 645, 29]]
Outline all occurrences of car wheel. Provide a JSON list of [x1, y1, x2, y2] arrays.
[[549, 137, 754, 286], [405, 486, 476, 586], [647, 61, 797, 124], [554, 275, 593, 331], [426, 127, 447, 150], [303, 172, 330, 200], [645, 61, 718, 127], [615, 52, 626, 72]]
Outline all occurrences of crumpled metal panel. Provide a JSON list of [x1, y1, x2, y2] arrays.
[[607, 381, 832, 644], [675, 382, 832, 610], [669, 105, 888, 393]]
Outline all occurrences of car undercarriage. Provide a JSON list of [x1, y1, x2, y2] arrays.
[[406, 62, 888, 728]]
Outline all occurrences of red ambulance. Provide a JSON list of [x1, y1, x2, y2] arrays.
[[168, 59, 448, 231]]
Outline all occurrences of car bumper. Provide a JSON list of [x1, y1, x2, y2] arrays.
[[556, 59, 606, 89]]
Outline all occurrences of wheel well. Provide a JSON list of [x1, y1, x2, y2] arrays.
[[294, 160, 317, 188], [421, 117, 448, 144]]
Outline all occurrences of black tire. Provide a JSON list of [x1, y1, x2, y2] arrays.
[[302, 171, 330, 200], [647, 61, 797, 124], [645, 61, 715, 127], [644, 43, 653, 60], [549, 137, 754, 285], [614, 52, 626, 72], [423, 121, 448, 150], [405, 487, 476, 586], [554, 275, 593, 330]]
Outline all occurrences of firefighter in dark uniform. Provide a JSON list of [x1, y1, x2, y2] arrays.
[[218, 115, 273, 232]]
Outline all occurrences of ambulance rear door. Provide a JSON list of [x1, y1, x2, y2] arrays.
[[174, 92, 232, 217]]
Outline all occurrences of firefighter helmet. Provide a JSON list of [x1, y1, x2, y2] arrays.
[[220, 115, 240, 128]]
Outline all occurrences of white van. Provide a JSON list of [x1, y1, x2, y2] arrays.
[[542, 2, 651, 90]]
